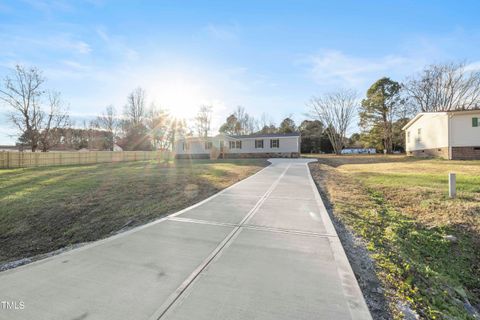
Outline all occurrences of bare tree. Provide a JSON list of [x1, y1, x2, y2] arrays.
[[0, 65, 71, 152], [194, 105, 212, 138], [146, 104, 171, 150], [308, 89, 357, 155], [257, 113, 277, 133], [38, 91, 70, 152], [404, 62, 480, 112], [0, 65, 45, 151], [94, 105, 119, 150], [259, 113, 274, 127], [168, 118, 188, 150], [124, 87, 146, 125], [119, 87, 152, 151], [233, 106, 255, 135]]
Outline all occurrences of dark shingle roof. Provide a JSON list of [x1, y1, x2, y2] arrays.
[[229, 132, 300, 139]]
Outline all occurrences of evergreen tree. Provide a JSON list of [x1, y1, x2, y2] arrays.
[[359, 77, 403, 153]]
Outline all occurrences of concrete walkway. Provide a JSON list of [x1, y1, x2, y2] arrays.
[[0, 159, 371, 320]]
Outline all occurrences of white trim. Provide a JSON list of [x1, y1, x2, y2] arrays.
[[403, 110, 480, 130], [448, 114, 452, 159]]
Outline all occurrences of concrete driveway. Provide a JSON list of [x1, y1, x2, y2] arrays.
[[0, 159, 371, 320]]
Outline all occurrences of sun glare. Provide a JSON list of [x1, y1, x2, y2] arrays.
[[149, 74, 212, 119]]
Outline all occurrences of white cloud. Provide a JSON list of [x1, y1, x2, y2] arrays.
[[56, 37, 92, 54], [0, 32, 91, 58], [306, 50, 419, 89], [95, 27, 138, 60], [203, 23, 240, 41], [61, 60, 90, 71], [465, 61, 480, 72], [303, 29, 480, 92]]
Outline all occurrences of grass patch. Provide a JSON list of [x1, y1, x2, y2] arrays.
[[0, 158, 268, 265], [308, 155, 480, 319]]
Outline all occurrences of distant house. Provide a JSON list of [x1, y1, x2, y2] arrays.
[[341, 147, 376, 155], [175, 133, 301, 159], [0, 145, 21, 152], [0, 145, 32, 152], [403, 110, 480, 160]]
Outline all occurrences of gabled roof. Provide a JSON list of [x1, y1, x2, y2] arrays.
[[229, 132, 300, 139], [402, 109, 480, 130], [402, 113, 426, 130], [178, 132, 300, 142]]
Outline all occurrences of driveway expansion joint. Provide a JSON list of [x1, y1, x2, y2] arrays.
[[169, 216, 338, 238], [149, 163, 292, 320]]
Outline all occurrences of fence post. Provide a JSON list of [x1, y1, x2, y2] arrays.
[[449, 172, 456, 198], [6, 151, 10, 168]]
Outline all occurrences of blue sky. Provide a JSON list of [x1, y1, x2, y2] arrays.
[[1, 0, 480, 143]]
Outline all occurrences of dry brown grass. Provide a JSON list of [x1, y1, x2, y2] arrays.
[[309, 155, 480, 319], [0, 159, 268, 265], [330, 156, 480, 236]]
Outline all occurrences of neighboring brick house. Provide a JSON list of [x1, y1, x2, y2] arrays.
[[403, 110, 480, 160], [175, 133, 301, 159]]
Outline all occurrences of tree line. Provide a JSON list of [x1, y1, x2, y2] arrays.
[[1, 61, 479, 153], [0, 65, 328, 153]]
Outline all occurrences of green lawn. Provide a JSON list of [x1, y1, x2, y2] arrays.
[[308, 155, 480, 320], [0, 159, 268, 265]]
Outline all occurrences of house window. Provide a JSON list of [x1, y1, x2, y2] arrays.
[[417, 128, 422, 142], [182, 142, 189, 151], [473, 117, 478, 127], [270, 139, 279, 148], [228, 141, 242, 149], [255, 139, 264, 148], [407, 131, 411, 143], [205, 141, 212, 150]]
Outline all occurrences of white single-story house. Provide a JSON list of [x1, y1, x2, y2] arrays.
[[175, 133, 301, 159], [403, 110, 480, 160]]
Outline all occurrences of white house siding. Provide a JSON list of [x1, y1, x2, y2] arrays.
[[405, 113, 449, 152], [175, 139, 209, 155], [450, 112, 480, 147], [227, 137, 299, 154], [175, 135, 300, 158]]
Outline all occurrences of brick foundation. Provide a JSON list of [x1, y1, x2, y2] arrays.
[[451, 147, 480, 160], [408, 147, 449, 159], [175, 154, 210, 159], [222, 152, 300, 159], [175, 152, 300, 159]]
